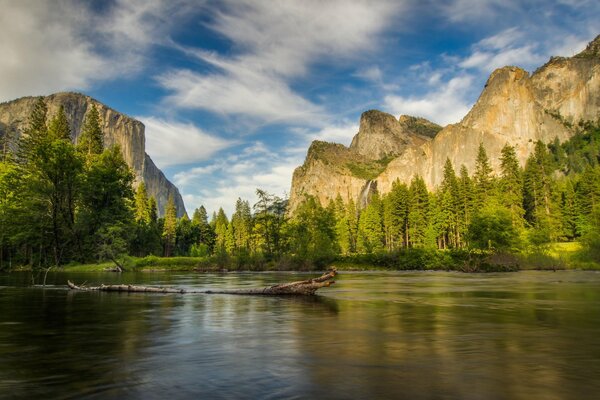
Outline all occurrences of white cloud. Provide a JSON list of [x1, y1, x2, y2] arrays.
[[0, 0, 199, 101], [459, 28, 546, 72], [158, 0, 403, 123], [174, 141, 302, 216], [141, 117, 233, 168], [384, 75, 474, 126]]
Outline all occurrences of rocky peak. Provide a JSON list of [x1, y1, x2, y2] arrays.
[[398, 115, 442, 139], [349, 109, 437, 160], [575, 34, 600, 58]]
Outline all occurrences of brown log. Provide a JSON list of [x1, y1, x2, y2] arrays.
[[67, 268, 336, 296]]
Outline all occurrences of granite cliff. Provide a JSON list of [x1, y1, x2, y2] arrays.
[[290, 35, 600, 211], [0, 92, 186, 216]]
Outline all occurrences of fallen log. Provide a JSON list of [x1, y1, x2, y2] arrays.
[[67, 268, 336, 296]]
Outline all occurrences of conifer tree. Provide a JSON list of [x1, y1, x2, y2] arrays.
[[474, 143, 494, 208], [499, 144, 525, 227], [333, 195, 352, 254], [383, 180, 410, 250], [47, 106, 71, 141], [134, 182, 150, 223], [357, 193, 384, 253], [18, 97, 48, 164], [162, 194, 177, 257], [439, 159, 461, 248], [78, 104, 103, 156], [346, 198, 358, 253], [408, 175, 429, 247], [214, 207, 229, 251], [231, 198, 252, 252], [457, 165, 474, 243]]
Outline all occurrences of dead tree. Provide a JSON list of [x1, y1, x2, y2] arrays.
[[67, 268, 336, 296]]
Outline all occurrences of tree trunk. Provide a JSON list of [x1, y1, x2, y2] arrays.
[[67, 268, 337, 296]]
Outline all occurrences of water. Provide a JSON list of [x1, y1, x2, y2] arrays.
[[1, 271, 599, 399]]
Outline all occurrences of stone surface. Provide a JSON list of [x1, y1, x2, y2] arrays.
[[0, 92, 185, 216]]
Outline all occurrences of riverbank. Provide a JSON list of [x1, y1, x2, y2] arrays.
[[6, 242, 598, 273]]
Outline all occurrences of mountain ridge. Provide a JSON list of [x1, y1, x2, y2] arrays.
[[289, 35, 600, 212]]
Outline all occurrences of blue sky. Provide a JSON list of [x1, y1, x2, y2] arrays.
[[1, 0, 599, 216]]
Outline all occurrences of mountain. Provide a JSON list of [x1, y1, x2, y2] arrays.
[[289, 34, 600, 212], [0, 92, 186, 217]]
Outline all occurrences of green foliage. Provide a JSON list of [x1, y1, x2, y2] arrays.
[[77, 104, 103, 157], [162, 194, 177, 256], [345, 156, 394, 180], [467, 203, 519, 251]]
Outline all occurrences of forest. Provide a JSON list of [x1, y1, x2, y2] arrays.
[[1, 97, 600, 271]]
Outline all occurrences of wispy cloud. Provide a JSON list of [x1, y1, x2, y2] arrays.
[[158, 0, 404, 123], [140, 116, 234, 168], [0, 0, 199, 101], [174, 141, 302, 215], [384, 75, 474, 126]]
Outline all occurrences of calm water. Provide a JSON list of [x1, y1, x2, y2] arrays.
[[1, 271, 600, 399]]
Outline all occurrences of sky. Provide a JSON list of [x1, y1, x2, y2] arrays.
[[1, 0, 599, 216]]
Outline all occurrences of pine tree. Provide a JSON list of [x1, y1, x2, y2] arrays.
[[439, 159, 461, 248], [408, 175, 429, 247], [162, 194, 177, 257], [457, 165, 474, 244], [78, 104, 103, 157], [18, 97, 48, 164], [383, 180, 410, 250], [357, 193, 384, 253], [499, 144, 525, 227], [333, 195, 352, 254], [134, 182, 150, 223], [47, 106, 71, 141], [474, 143, 494, 208], [231, 198, 252, 253], [346, 198, 358, 253], [214, 207, 229, 252]]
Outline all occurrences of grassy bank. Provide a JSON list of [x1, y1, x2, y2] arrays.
[[7, 243, 600, 273]]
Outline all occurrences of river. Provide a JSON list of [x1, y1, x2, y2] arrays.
[[1, 271, 599, 399]]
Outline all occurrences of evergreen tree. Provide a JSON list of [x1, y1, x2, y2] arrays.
[[134, 182, 150, 223], [288, 196, 337, 262], [346, 198, 359, 253], [474, 143, 494, 208], [457, 165, 474, 245], [47, 106, 71, 141], [78, 104, 103, 157], [498, 144, 525, 227], [231, 198, 252, 253], [18, 97, 48, 164], [439, 159, 461, 248], [383, 180, 410, 250], [408, 175, 429, 247], [332, 195, 352, 254], [214, 207, 229, 252], [162, 194, 177, 257], [192, 205, 215, 253], [357, 193, 384, 253], [79, 145, 134, 261]]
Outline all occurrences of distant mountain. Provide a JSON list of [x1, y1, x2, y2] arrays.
[[289, 34, 600, 212], [0, 92, 186, 217]]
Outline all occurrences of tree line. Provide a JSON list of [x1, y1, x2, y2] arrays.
[[1, 98, 599, 269]]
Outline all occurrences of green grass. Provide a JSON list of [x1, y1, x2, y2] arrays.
[[10, 242, 600, 273]]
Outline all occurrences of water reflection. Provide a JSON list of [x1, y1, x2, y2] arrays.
[[0, 271, 599, 399]]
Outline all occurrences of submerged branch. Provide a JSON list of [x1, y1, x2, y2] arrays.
[[67, 268, 336, 296]]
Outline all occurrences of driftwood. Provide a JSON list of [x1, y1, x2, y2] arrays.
[[67, 268, 336, 296]]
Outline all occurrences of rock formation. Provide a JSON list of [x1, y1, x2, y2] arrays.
[[289, 35, 600, 211], [289, 110, 441, 211], [0, 92, 186, 216]]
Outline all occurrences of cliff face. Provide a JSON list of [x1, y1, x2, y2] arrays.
[[289, 111, 440, 211], [0, 92, 186, 217], [290, 35, 600, 210]]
